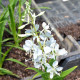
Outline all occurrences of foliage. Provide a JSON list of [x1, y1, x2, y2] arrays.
[[0, 0, 28, 77]]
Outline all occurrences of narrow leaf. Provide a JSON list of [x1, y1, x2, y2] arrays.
[[6, 58, 27, 67], [0, 68, 19, 77], [1, 38, 13, 43], [26, 67, 44, 73], [33, 73, 41, 79], [61, 66, 77, 78], [29, 0, 32, 6]]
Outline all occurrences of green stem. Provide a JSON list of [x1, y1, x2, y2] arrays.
[[2, 47, 12, 66], [18, 0, 22, 34], [0, 38, 2, 68], [29, 13, 43, 51]]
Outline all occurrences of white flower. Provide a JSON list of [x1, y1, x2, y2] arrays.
[[42, 22, 51, 34], [18, 23, 29, 29], [18, 33, 32, 37], [25, 24, 39, 37], [23, 40, 33, 52], [40, 33, 47, 41], [34, 62, 41, 68], [33, 49, 42, 60], [54, 43, 59, 51], [32, 13, 36, 24], [44, 46, 51, 53], [36, 11, 45, 17], [50, 37, 56, 44], [46, 61, 63, 79]]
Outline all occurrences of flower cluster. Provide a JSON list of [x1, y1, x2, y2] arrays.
[[19, 1, 67, 79], [23, 22, 67, 79]]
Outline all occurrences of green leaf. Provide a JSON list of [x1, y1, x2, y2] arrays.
[[53, 75, 63, 80], [5, 27, 12, 35], [42, 72, 50, 80], [33, 73, 41, 79], [61, 66, 77, 78], [1, 38, 13, 43], [49, 59, 55, 66], [0, 68, 19, 77], [29, 0, 32, 6], [26, 67, 44, 73], [6, 58, 27, 67], [2, 47, 12, 64], [39, 7, 51, 10], [8, 5, 18, 46], [5, 44, 24, 51], [32, 7, 51, 10]]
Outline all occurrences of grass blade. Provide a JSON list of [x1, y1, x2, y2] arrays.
[[1, 38, 13, 43], [8, 5, 18, 46], [60, 66, 77, 78], [6, 58, 27, 67], [0, 68, 19, 77]]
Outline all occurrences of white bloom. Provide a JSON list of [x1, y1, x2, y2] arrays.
[[56, 67, 63, 71], [18, 23, 29, 29], [42, 22, 51, 34], [52, 61, 58, 67], [50, 37, 56, 43], [25, 24, 39, 37], [32, 13, 36, 24], [33, 49, 42, 60], [55, 43, 59, 51], [46, 61, 63, 79], [44, 46, 51, 53], [18, 33, 32, 37], [23, 40, 33, 52], [34, 62, 41, 68], [36, 11, 45, 17], [40, 33, 47, 40]]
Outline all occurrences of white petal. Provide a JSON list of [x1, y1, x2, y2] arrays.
[[48, 54, 55, 59], [50, 72, 53, 79], [18, 34, 28, 37], [35, 24, 39, 31], [45, 63, 51, 68], [50, 37, 56, 43], [33, 52, 38, 59], [38, 49, 42, 56], [18, 23, 28, 29], [40, 35, 46, 40], [58, 48, 67, 55], [37, 36, 40, 42], [46, 30, 51, 34], [55, 43, 59, 51], [45, 25, 49, 30], [47, 68, 52, 73], [50, 43, 55, 48], [25, 40, 33, 47], [54, 71, 60, 76], [36, 11, 45, 17], [21, 19, 26, 22], [25, 29, 32, 33], [44, 46, 51, 53], [45, 32, 51, 37], [42, 22, 46, 28], [34, 62, 41, 68], [23, 45, 30, 52], [52, 61, 58, 67], [56, 67, 63, 71]]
